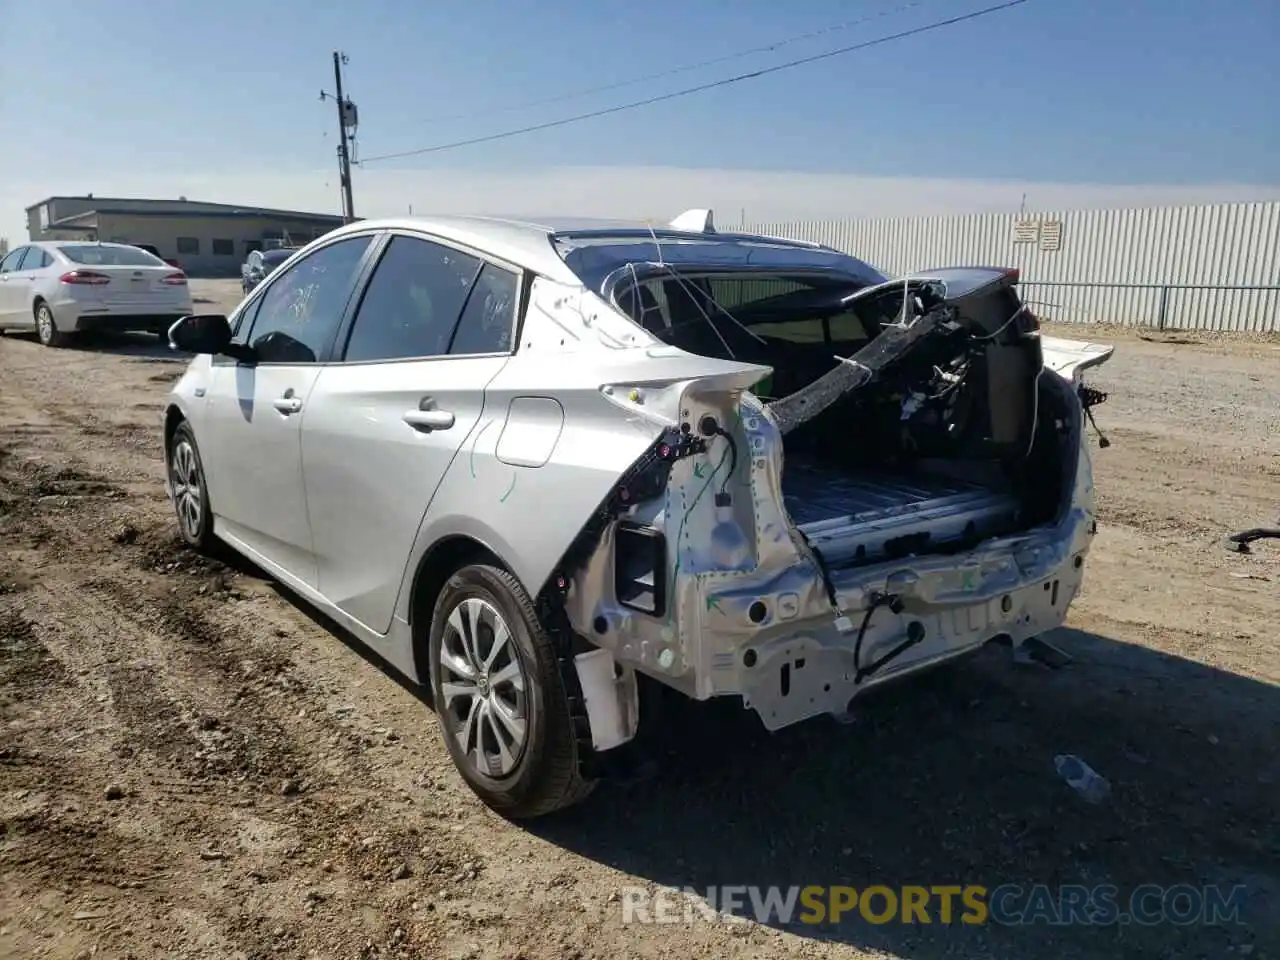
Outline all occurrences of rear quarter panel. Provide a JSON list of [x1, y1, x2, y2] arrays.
[[393, 277, 666, 619]]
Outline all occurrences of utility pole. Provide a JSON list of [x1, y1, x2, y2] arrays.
[[320, 51, 358, 223]]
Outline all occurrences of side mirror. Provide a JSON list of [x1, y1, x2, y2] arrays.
[[168, 314, 253, 362]]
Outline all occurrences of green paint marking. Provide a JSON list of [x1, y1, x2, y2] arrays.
[[706, 595, 723, 614], [469, 419, 495, 479], [692, 462, 706, 479], [499, 473, 517, 503]]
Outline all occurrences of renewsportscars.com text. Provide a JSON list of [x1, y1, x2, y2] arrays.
[[621, 883, 1248, 927]]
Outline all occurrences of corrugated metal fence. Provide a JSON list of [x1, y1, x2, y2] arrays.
[[746, 201, 1280, 333]]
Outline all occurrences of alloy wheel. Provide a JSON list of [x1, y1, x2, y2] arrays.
[[36, 306, 53, 343], [169, 439, 203, 540], [438, 597, 530, 777]]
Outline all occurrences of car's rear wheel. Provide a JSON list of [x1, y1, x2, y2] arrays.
[[429, 564, 594, 819], [168, 421, 216, 551], [34, 301, 70, 348]]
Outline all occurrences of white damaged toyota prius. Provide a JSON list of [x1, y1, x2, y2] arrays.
[[161, 210, 1114, 818]]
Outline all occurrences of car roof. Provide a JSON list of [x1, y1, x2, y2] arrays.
[[40, 240, 150, 251], [319, 214, 854, 287]]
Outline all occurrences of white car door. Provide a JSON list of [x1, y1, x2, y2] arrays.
[[0, 246, 32, 327], [301, 232, 518, 634], [199, 233, 379, 586], [13, 246, 54, 320]]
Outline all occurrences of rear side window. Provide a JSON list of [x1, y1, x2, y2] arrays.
[[58, 245, 165, 267], [18, 248, 50, 270], [450, 263, 518, 355], [341, 235, 482, 362], [241, 235, 373, 364]]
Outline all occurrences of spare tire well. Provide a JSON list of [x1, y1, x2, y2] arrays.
[[410, 536, 507, 685]]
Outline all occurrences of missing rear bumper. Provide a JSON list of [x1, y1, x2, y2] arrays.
[[714, 533, 1090, 731]]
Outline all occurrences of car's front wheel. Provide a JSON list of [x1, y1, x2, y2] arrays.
[[429, 564, 594, 819], [34, 301, 70, 348], [168, 421, 216, 551]]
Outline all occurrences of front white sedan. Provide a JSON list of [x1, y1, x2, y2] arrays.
[[0, 240, 193, 347]]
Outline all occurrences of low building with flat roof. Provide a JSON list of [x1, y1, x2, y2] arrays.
[[26, 195, 347, 277]]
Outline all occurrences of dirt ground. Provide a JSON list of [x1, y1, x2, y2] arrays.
[[1, 280, 1277, 960]]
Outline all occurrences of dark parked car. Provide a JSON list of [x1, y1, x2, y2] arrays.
[[241, 248, 296, 294]]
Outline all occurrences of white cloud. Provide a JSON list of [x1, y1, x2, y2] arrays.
[[4, 164, 1279, 245]]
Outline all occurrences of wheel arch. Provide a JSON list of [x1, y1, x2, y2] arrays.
[[163, 403, 186, 447], [162, 403, 189, 473], [31, 294, 50, 330], [409, 533, 512, 684]]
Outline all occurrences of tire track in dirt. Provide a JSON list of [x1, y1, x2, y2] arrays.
[[1092, 426, 1277, 539], [0, 610, 68, 697], [7, 568, 482, 957], [1, 431, 486, 957]]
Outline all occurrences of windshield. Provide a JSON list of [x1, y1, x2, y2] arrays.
[[263, 250, 293, 266], [59, 244, 165, 267]]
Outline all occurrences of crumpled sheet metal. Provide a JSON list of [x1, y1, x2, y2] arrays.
[[562, 386, 838, 699]]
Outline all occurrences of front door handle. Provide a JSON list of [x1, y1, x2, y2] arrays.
[[403, 397, 455, 432], [272, 391, 303, 415]]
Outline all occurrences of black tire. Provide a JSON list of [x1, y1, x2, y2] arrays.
[[34, 301, 71, 348], [429, 564, 594, 819], [167, 421, 217, 552]]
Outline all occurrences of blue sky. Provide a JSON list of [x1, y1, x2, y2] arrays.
[[1, 0, 1277, 241]]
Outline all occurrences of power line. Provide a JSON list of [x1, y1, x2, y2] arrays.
[[416, 0, 930, 125], [360, 0, 1031, 165]]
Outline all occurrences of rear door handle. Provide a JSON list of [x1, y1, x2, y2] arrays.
[[272, 391, 303, 415], [403, 397, 455, 432]]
